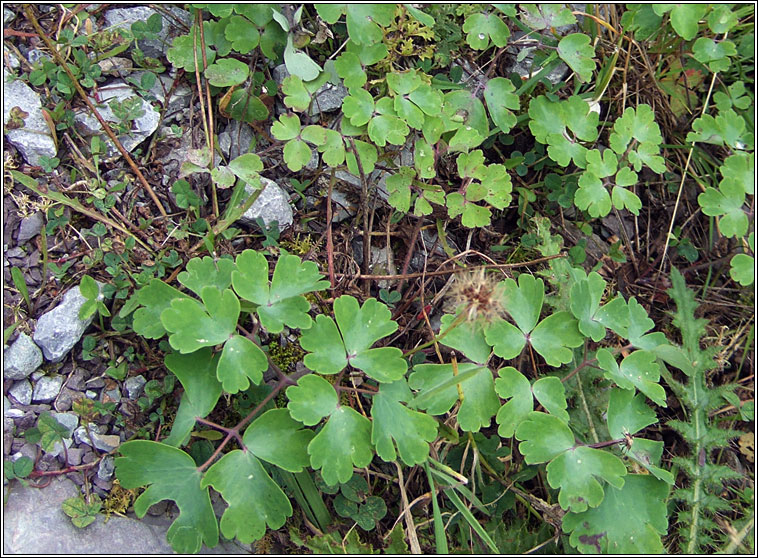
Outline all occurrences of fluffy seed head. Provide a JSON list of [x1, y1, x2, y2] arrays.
[[447, 268, 506, 326]]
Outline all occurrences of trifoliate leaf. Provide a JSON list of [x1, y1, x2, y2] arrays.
[[371, 380, 438, 465], [161, 287, 239, 353], [232, 250, 329, 333], [116, 441, 219, 554], [409, 363, 499, 432], [308, 406, 373, 485], [131, 280, 190, 339], [163, 349, 222, 447], [286, 374, 338, 426], [563, 475, 668, 553], [202, 449, 291, 543], [698, 179, 748, 238], [596, 349, 666, 407], [530, 312, 583, 367], [62, 495, 101, 528], [586, 149, 617, 178], [687, 109, 753, 151], [217, 334, 268, 394], [178, 257, 236, 297], [557, 33, 596, 83], [693, 37, 737, 72], [204, 58, 249, 87], [300, 296, 406, 383], [547, 445, 627, 512]]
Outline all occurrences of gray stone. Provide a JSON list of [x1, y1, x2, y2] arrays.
[[4, 46, 19, 70], [124, 375, 146, 400], [97, 56, 133, 77], [33, 284, 101, 363], [32, 375, 64, 403], [104, 6, 192, 59], [238, 177, 294, 232], [134, 71, 192, 117], [8, 380, 33, 406], [74, 80, 161, 156], [305, 149, 320, 171], [97, 456, 115, 480], [4, 333, 43, 380], [330, 188, 357, 224], [218, 120, 255, 160], [49, 412, 78, 437], [73, 424, 120, 453], [3, 69, 58, 166], [4, 7, 14, 25], [4, 408, 24, 419], [17, 212, 44, 243], [26, 48, 51, 66], [101, 387, 121, 404], [16, 443, 37, 463], [4, 417, 15, 453], [64, 447, 83, 466], [273, 64, 348, 116]]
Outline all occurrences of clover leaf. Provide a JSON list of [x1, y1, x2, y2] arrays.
[[698, 178, 748, 238], [232, 250, 329, 333], [116, 441, 219, 554], [271, 113, 313, 171], [515, 412, 627, 513], [687, 109, 753, 151], [161, 287, 240, 353], [201, 409, 313, 543], [558, 33, 596, 83], [494, 367, 569, 438], [299, 295, 406, 383], [484, 274, 583, 366], [713, 81, 752, 114], [563, 475, 669, 553], [529, 95, 598, 168], [371, 380, 438, 465], [596, 349, 667, 407], [409, 362, 499, 432]]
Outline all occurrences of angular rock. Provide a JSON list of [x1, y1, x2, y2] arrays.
[[218, 120, 254, 160], [32, 375, 64, 403], [4, 333, 43, 380], [17, 212, 44, 244], [4, 46, 19, 70], [103, 6, 192, 59], [3, 69, 57, 166], [97, 456, 115, 481], [8, 380, 33, 406], [4, 7, 14, 25], [49, 412, 78, 437], [74, 424, 120, 452], [74, 80, 161, 155], [64, 447, 83, 466], [124, 375, 146, 400], [238, 177, 293, 232], [33, 284, 101, 363]]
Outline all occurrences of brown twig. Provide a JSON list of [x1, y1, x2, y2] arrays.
[[23, 5, 168, 219]]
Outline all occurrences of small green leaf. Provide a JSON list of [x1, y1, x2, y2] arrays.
[[462, 12, 510, 50], [515, 411, 575, 464], [166, 34, 216, 71], [658, 4, 707, 41], [308, 406, 373, 485], [287, 374, 339, 426], [596, 349, 667, 407], [484, 77, 519, 134], [217, 334, 268, 394], [204, 58, 249, 87], [271, 113, 302, 141], [334, 52, 366, 90], [730, 253, 755, 286], [563, 475, 668, 553], [720, 152, 754, 195], [342, 88, 375, 126], [494, 367, 533, 437], [79, 275, 98, 300], [243, 408, 314, 472], [521, 4, 576, 30], [177, 257, 236, 297], [575, 172, 612, 217], [161, 287, 239, 353], [687, 109, 753, 151], [692, 37, 737, 72], [62, 495, 101, 528], [344, 4, 395, 46], [698, 179, 748, 238], [129, 280, 191, 339], [284, 35, 321, 81], [558, 33, 596, 83], [281, 75, 311, 112], [530, 312, 583, 367]]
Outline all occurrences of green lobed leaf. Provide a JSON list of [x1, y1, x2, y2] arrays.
[[484, 77, 519, 135], [204, 57, 249, 87], [345, 4, 395, 45], [202, 449, 292, 543], [116, 441, 219, 553], [494, 366, 533, 437], [129, 280, 190, 339], [698, 179, 748, 238], [216, 334, 268, 394], [520, 4, 576, 30], [656, 4, 707, 41], [286, 374, 338, 426], [243, 408, 314, 472], [687, 109, 753, 151], [720, 152, 754, 195], [515, 411, 575, 464], [557, 33, 596, 83], [166, 34, 216, 72], [530, 312, 583, 367], [308, 406, 373, 485], [163, 349, 222, 447], [281, 75, 311, 112], [575, 171, 612, 217], [439, 313, 491, 364], [596, 349, 667, 407], [563, 475, 668, 553], [177, 257, 236, 297], [161, 287, 240, 353], [371, 380, 438, 465], [334, 52, 366, 90]]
